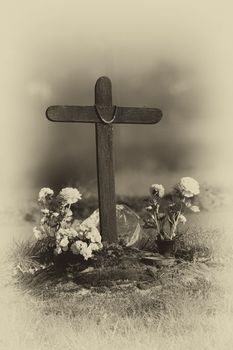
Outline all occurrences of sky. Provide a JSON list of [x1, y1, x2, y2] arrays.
[[0, 0, 232, 196]]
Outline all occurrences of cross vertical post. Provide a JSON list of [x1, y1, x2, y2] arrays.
[[95, 77, 117, 243]]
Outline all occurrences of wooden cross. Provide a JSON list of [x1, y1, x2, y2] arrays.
[[46, 76, 162, 243]]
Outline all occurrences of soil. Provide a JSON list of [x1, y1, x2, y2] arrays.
[[17, 246, 178, 296]]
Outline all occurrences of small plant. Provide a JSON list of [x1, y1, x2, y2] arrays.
[[33, 187, 103, 262], [144, 177, 200, 255]]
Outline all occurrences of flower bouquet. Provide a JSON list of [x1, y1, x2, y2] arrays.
[[33, 187, 103, 266], [144, 177, 200, 256]]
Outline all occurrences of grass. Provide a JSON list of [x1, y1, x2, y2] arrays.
[[1, 194, 233, 349]]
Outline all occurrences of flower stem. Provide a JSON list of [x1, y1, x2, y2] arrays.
[[170, 210, 181, 239]]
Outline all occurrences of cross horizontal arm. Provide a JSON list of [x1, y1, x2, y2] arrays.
[[46, 105, 162, 124]]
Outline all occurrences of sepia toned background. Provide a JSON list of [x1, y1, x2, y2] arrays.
[[1, 0, 232, 201], [1, 3, 233, 350]]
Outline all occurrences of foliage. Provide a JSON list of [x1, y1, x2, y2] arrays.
[[33, 187, 103, 262], [144, 177, 200, 241], [4, 183, 232, 350]]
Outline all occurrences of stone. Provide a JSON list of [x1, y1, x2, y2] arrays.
[[78, 204, 151, 248]]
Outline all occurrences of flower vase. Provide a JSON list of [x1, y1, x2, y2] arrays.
[[156, 236, 175, 257]]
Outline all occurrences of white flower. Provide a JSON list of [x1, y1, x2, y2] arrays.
[[33, 227, 43, 240], [190, 205, 200, 213], [176, 177, 200, 198], [82, 225, 102, 243], [41, 209, 50, 215], [38, 188, 54, 203], [75, 228, 84, 239], [71, 240, 87, 255], [59, 187, 82, 205], [150, 184, 165, 198], [89, 242, 103, 252], [65, 209, 73, 217], [52, 212, 59, 218], [54, 246, 62, 255], [60, 218, 71, 229], [55, 231, 62, 240], [56, 227, 78, 239], [40, 217, 47, 225], [71, 241, 95, 260], [59, 236, 69, 248], [56, 228, 66, 239], [179, 214, 187, 224], [81, 245, 93, 260], [61, 216, 73, 226], [65, 227, 78, 238]]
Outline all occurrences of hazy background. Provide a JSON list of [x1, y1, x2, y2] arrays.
[[1, 0, 232, 202], [1, 4, 233, 349]]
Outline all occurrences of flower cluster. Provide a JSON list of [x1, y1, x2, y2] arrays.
[[70, 224, 102, 260], [144, 177, 200, 241], [150, 184, 165, 199], [175, 177, 200, 198], [59, 187, 82, 205], [38, 187, 54, 204], [33, 187, 102, 260]]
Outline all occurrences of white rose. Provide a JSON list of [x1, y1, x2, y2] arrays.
[[176, 177, 200, 198], [81, 245, 93, 260], [59, 237, 69, 248], [59, 187, 82, 205], [38, 188, 54, 203], [150, 184, 165, 198]]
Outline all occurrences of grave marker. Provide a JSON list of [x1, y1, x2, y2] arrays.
[[46, 76, 162, 243]]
